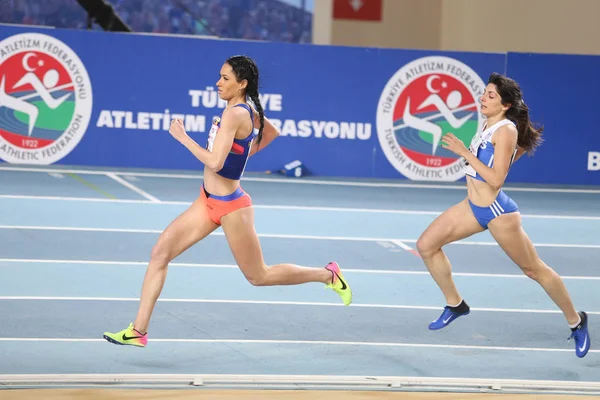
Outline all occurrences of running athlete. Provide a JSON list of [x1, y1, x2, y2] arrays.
[[416, 72, 590, 358], [103, 55, 352, 347]]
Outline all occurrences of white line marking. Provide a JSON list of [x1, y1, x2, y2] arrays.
[[0, 374, 599, 394], [1, 374, 599, 394], [0, 194, 180, 205], [258, 204, 441, 216], [123, 175, 140, 182], [0, 337, 595, 354], [0, 258, 599, 280], [390, 239, 420, 257], [0, 225, 163, 234], [104, 173, 161, 203], [1, 194, 599, 221], [0, 259, 231, 268], [1, 225, 599, 249], [441, 240, 600, 249], [2, 165, 600, 193], [390, 240, 413, 251], [1, 296, 598, 316], [0, 166, 201, 178], [376, 241, 395, 249], [48, 172, 65, 179]]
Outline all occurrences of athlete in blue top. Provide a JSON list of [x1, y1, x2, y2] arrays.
[[103, 55, 352, 347], [416, 72, 590, 358]]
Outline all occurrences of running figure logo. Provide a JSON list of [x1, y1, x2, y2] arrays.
[[376, 56, 485, 181], [0, 32, 93, 164]]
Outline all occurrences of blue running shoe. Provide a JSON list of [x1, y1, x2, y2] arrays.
[[568, 311, 590, 358], [429, 303, 470, 330]]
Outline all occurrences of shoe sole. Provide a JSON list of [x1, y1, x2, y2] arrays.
[[103, 334, 145, 347], [429, 311, 470, 330]]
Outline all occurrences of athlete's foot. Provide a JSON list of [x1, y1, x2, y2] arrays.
[[568, 311, 590, 358], [325, 262, 352, 306], [103, 323, 147, 347], [429, 300, 470, 330]]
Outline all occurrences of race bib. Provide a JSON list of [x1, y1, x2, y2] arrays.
[[206, 116, 220, 152], [468, 132, 482, 156], [462, 127, 495, 177], [462, 160, 476, 177], [462, 132, 481, 177]]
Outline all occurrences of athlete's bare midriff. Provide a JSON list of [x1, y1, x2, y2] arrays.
[[466, 175, 501, 207], [203, 168, 241, 196]]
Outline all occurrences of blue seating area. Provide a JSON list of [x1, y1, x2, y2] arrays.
[[0, 0, 312, 43]]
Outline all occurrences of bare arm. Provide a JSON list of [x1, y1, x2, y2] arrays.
[[169, 107, 243, 171], [459, 125, 518, 190]]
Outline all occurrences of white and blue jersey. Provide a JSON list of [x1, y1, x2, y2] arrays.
[[463, 119, 517, 181], [463, 118, 519, 229]]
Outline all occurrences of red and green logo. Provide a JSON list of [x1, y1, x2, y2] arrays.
[[0, 33, 93, 164], [377, 56, 485, 181]]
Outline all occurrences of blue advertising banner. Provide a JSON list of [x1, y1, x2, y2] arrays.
[[0, 25, 597, 185], [505, 52, 600, 186]]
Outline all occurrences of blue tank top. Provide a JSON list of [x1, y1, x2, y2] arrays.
[[205, 103, 257, 180], [463, 119, 517, 182]]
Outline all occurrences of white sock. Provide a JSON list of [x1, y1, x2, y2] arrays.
[[569, 315, 582, 329]]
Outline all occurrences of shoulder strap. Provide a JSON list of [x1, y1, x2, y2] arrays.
[[233, 103, 254, 124], [487, 119, 514, 142], [231, 103, 257, 143]]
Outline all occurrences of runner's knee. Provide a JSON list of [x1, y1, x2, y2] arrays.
[[244, 272, 268, 286], [416, 233, 440, 258], [150, 236, 174, 268], [518, 259, 547, 282], [241, 264, 269, 286]]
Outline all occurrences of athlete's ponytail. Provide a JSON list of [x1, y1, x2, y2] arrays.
[[248, 90, 265, 147], [488, 72, 544, 155], [225, 55, 265, 147]]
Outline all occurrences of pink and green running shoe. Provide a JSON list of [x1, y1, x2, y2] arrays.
[[103, 323, 147, 347], [325, 262, 352, 306]]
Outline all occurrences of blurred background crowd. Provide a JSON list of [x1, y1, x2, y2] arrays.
[[1, 0, 313, 43]]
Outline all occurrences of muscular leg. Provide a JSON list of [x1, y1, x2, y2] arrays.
[[133, 195, 219, 333], [220, 206, 332, 286], [487, 212, 580, 325], [416, 197, 485, 305]]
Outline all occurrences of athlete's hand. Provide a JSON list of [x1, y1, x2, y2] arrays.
[[168, 119, 189, 143], [441, 133, 468, 157]]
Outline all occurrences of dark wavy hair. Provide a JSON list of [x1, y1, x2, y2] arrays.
[[488, 72, 544, 154], [225, 55, 265, 147]]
